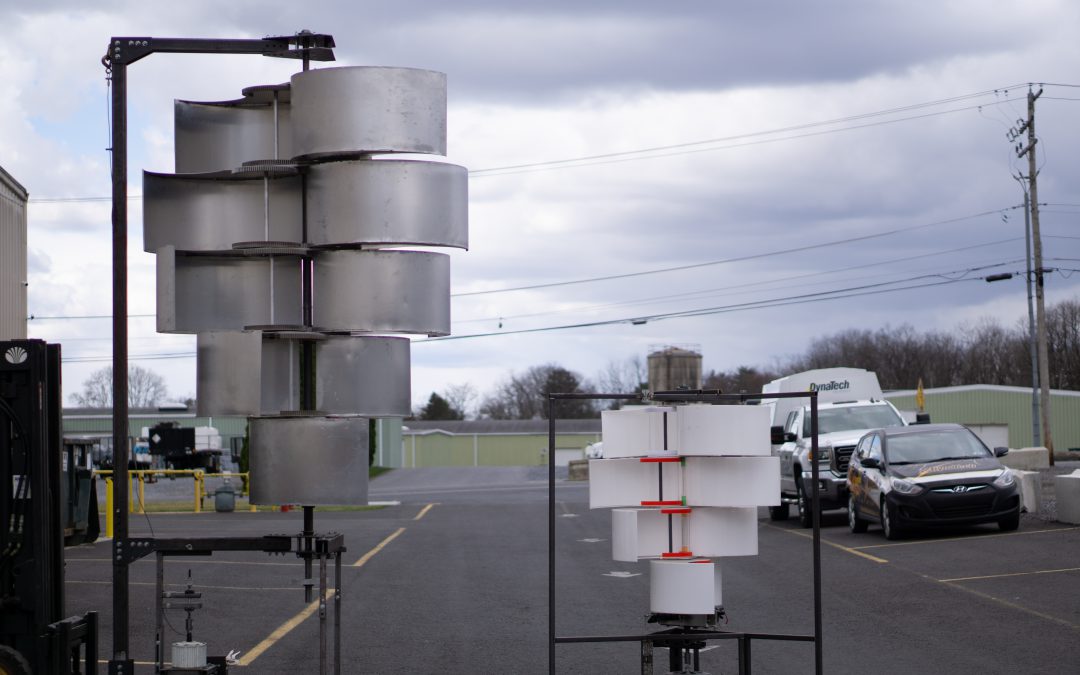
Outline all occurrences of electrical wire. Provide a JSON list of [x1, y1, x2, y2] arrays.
[[451, 206, 1021, 297], [33, 82, 1080, 203], [453, 237, 1025, 325], [421, 273, 999, 343], [470, 86, 1033, 176]]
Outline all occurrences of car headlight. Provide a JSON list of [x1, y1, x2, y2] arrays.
[[808, 446, 831, 462], [890, 477, 924, 495], [993, 470, 1016, 487]]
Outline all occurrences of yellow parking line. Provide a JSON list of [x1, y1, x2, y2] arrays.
[[414, 503, 438, 521], [936, 579, 1080, 632], [940, 566, 1080, 583], [765, 523, 888, 563], [236, 528, 406, 666], [354, 527, 406, 568], [853, 526, 1080, 550], [235, 589, 332, 666]]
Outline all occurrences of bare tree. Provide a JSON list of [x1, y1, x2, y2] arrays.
[[441, 383, 478, 420], [594, 356, 648, 409], [480, 364, 595, 419], [1046, 298, 1080, 389], [70, 365, 169, 408], [702, 365, 779, 395]]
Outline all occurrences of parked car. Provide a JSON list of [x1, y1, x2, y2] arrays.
[[847, 423, 1020, 539]]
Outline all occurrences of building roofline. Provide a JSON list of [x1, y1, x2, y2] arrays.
[[0, 164, 28, 199], [885, 384, 1080, 398]]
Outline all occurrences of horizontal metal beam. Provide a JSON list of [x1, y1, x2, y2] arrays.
[[555, 632, 814, 644], [108, 34, 335, 66]]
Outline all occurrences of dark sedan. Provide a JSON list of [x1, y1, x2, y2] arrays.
[[847, 423, 1020, 539]]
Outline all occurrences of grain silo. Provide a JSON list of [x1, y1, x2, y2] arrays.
[[647, 344, 702, 392], [1, 164, 28, 340]]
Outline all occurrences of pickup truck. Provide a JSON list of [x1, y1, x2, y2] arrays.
[[769, 399, 908, 526]]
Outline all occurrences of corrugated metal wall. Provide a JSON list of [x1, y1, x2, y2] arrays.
[[1, 165, 28, 340], [886, 386, 1080, 451], [399, 431, 601, 468], [63, 412, 248, 443]]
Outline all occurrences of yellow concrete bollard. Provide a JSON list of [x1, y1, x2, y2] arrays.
[[194, 471, 203, 513], [137, 473, 146, 514], [105, 477, 114, 539]]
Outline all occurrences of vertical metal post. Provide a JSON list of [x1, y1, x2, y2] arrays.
[[334, 551, 342, 675], [738, 636, 752, 675], [87, 611, 99, 675], [668, 639, 683, 672], [304, 507, 315, 602], [109, 48, 132, 673], [810, 392, 822, 675], [155, 553, 164, 673], [547, 398, 556, 675], [640, 638, 653, 675], [319, 551, 328, 675]]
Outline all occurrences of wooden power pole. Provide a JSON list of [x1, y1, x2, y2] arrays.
[[1015, 86, 1054, 465]]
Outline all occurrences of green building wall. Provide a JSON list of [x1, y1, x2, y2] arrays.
[[885, 385, 1080, 451], [398, 431, 600, 468]]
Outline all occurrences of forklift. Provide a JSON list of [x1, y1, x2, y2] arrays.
[[1, 340, 97, 674]]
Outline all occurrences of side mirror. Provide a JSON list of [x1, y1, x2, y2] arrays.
[[994, 447, 1009, 458], [770, 425, 787, 444], [861, 456, 881, 470], [914, 412, 931, 425]]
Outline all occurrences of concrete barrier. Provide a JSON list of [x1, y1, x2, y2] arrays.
[[567, 459, 589, 481], [1053, 469, 1080, 525], [1013, 470, 1041, 514], [999, 447, 1050, 471]]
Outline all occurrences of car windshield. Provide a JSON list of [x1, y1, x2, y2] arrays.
[[806, 404, 904, 435], [885, 429, 992, 464]]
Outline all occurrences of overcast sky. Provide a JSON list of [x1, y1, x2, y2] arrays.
[[3, 1, 1080, 413]]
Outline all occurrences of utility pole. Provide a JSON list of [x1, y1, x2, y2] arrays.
[[1021, 189, 1041, 447], [1013, 86, 1054, 465]]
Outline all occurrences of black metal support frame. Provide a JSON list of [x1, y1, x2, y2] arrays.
[[47, 612, 99, 675], [121, 534, 345, 675], [104, 32, 334, 674], [547, 390, 822, 675]]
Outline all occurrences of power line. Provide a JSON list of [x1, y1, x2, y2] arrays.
[[469, 86, 1033, 176], [32, 83, 1075, 204], [451, 206, 1021, 297], [454, 239, 1025, 325], [56, 260, 1044, 361], [423, 277, 985, 343]]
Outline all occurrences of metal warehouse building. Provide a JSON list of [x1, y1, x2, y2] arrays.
[[1, 164, 28, 340], [886, 384, 1080, 453]]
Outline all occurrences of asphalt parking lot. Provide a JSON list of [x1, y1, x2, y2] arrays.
[[67, 467, 1080, 674]]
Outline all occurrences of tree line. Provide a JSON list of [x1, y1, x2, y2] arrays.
[[415, 296, 1080, 420], [74, 297, 1080, 419]]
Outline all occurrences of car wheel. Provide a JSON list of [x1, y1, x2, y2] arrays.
[[999, 507, 1021, 532], [768, 504, 790, 521], [848, 493, 868, 533], [796, 481, 812, 528], [881, 498, 903, 540]]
